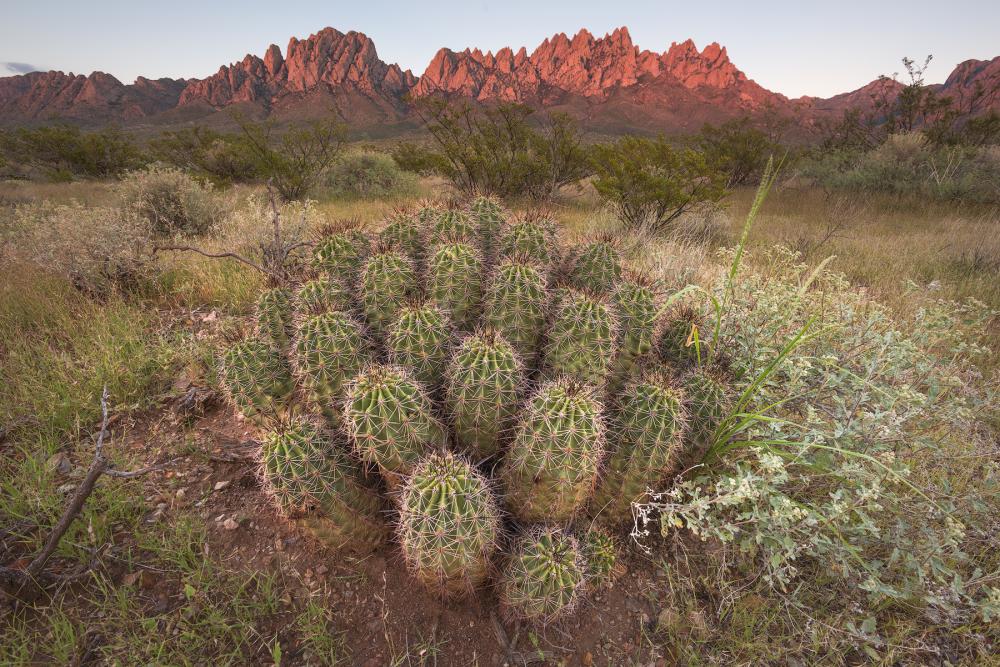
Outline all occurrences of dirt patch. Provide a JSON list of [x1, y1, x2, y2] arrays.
[[115, 402, 677, 665]]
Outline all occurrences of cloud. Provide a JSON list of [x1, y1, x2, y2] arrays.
[[3, 62, 41, 75]]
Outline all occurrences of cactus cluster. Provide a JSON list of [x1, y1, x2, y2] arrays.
[[216, 196, 732, 621]]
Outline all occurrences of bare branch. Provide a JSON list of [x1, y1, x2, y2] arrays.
[[152, 244, 274, 278], [1, 386, 175, 600]]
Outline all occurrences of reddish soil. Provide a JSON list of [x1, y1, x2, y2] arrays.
[[117, 399, 677, 666]]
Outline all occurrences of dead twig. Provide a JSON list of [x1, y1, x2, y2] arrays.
[[151, 245, 272, 278], [0, 386, 174, 601]]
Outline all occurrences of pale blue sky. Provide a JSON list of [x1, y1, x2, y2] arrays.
[[1, 1, 997, 98]]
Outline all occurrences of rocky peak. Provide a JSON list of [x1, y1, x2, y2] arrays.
[[178, 27, 414, 109]]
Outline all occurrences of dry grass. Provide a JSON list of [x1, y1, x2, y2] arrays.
[[726, 185, 1000, 313]]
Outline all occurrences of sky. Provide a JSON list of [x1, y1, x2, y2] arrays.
[[1, 0, 998, 98]]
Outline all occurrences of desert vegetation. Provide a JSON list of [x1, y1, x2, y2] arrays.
[[1, 68, 998, 664]]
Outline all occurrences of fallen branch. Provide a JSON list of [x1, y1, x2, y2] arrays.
[[151, 245, 273, 278], [0, 386, 174, 601]]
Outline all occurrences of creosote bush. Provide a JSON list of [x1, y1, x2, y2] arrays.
[[118, 166, 223, 237]]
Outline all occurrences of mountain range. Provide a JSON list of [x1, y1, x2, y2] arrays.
[[1, 26, 997, 136]]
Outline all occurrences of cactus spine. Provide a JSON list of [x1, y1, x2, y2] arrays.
[[469, 195, 506, 263], [593, 374, 685, 520], [569, 239, 622, 295], [386, 302, 453, 393], [498, 219, 557, 270], [445, 330, 523, 459], [427, 242, 484, 331], [433, 209, 476, 245], [312, 230, 369, 285], [343, 365, 447, 486], [581, 526, 621, 588], [609, 276, 658, 388], [296, 277, 353, 316], [543, 288, 617, 386], [483, 259, 549, 366], [291, 311, 372, 425], [260, 418, 386, 552], [682, 366, 730, 454], [380, 214, 425, 271], [256, 286, 294, 349], [504, 379, 604, 522], [218, 339, 294, 423], [397, 452, 500, 596], [500, 527, 586, 623], [360, 247, 418, 340]]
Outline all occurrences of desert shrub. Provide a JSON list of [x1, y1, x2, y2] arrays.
[[6, 201, 155, 295], [394, 100, 591, 200], [636, 245, 1000, 649], [0, 124, 144, 181], [325, 151, 418, 199], [237, 118, 346, 201], [802, 133, 1000, 204], [591, 135, 727, 234], [696, 117, 783, 187], [150, 127, 261, 186], [118, 166, 223, 237]]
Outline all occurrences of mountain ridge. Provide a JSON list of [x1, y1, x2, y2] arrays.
[[1, 26, 996, 134]]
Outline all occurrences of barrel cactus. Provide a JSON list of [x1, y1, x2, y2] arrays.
[[427, 242, 484, 331], [682, 366, 730, 455], [581, 526, 621, 589], [609, 275, 659, 388], [256, 286, 294, 349], [433, 209, 476, 245], [312, 229, 369, 284], [469, 195, 506, 262], [500, 527, 586, 624], [483, 258, 549, 366], [543, 288, 617, 386], [505, 379, 605, 523], [360, 246, 418, 340], [218, 339, 294, 424], [379, 214, 425, 271], [593, 373, 685, 520], [445, 330, 524, 459], [343, 365, 447, 486], [386, 302, 453, 393], [291, 311, 372, 425], [498, 218, 557, 270], [260, 418, 386, 553], [569, 239, 622, 295], [397, 452, 501, 596], [657, 306, 707, 367], [296, 276, 353, 316]]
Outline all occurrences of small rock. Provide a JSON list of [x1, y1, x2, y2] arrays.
[[56, 483, 77, 495], [213, 480, 231, 492], [222, 518, 239, 531], [175, 488, 187, 500]]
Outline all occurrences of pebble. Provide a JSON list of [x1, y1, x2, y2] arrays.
[[175, 488, 186, 500], [222, 518, 239, 531], [213, 480, 231, 491]]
